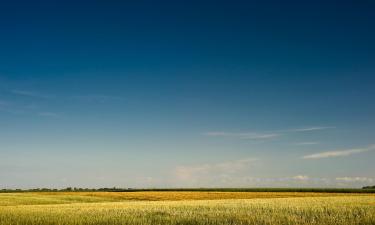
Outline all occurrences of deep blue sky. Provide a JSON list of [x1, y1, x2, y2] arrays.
[[0, 0, 374, 188]]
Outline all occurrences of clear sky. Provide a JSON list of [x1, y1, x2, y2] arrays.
[[1, 0, 374, 188]]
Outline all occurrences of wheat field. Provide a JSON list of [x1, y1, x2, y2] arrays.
[[0, 192, 374, 225]]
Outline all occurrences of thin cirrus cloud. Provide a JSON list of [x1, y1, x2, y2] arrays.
[[293, 142, 320, 146], [72, 94, 123, 103], [37, 112, 60, 117], [175, 158, 259, 181], [303, 145, 375, 159], [11, 90, 53, 99], [204, 132, 280, 140], [204, 126, 335, 140], [0, 100, 27, 115], [289, 126, 335, 132], [336, 177, 374, 183], [0, 102, 58, 118], [292, 175, 309, 181]]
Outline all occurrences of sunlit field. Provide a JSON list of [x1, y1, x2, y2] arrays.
[[0, 192, 374, 225]]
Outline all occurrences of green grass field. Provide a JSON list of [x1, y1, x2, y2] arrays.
[[0, 192, 374, 225]]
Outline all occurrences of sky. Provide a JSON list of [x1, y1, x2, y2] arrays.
[[0, 0, 374, 188]]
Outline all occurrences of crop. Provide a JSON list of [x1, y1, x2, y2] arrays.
[[0, 192, 374, 225]]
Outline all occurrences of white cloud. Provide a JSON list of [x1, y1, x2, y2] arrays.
[[204, 132, 280, 140], [293, 142, 319, 146], [241, 134, 280, 140], [174, 158, 258, 181], [290, 126, 335, 132], [336, 177, 374, 183], [169, 172, 372, 188], [303, 145, 375, 159], [38, 112, 60, 117], [11, 90, 52, 98], [72, 94, 122, 103], [0, 101, 25, 115], [204, 126, 334, 141], [292, 175, 309, 181]]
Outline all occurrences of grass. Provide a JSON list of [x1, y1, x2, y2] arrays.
[[0, 192, 374, 224]]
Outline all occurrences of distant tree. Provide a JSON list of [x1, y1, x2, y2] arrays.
[[363, 186, 375, 189]]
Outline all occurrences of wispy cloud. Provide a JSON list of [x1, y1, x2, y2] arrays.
[[336, 177, 374, 183], [37, 112, 60, 118], [11, 90, 52, 99], [72, 94, 122, 103], [0, 108, 25, 115], [204, 132, 280, 140], [1, 95, 61, 118], [303, 145, 375, 159], [292, 175, 309, 181], [175, 158, 258, 181], [289, 126, 335, 132], [0, 100, 26, 115], [204, 126, 334, 141], [169, 172, 374, 188], [293, 142, 319, 146]]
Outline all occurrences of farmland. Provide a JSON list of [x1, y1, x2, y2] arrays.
[[0, 191, 374, 225]]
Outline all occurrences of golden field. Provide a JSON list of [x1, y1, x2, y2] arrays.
[[0, 192, 374, 225]]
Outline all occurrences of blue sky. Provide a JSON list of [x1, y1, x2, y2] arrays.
[[0, 0, 375, 188]]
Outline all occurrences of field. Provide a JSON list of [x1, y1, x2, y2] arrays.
[[0, 191, 374, 225]]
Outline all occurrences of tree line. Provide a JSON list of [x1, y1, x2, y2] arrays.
[[0, 187, 374, 193]]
